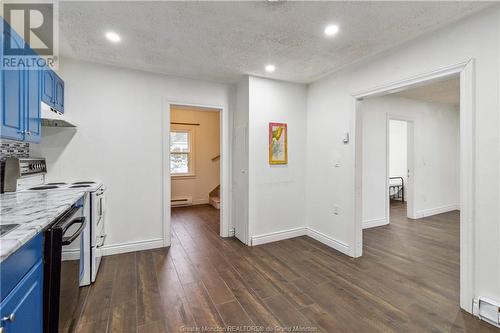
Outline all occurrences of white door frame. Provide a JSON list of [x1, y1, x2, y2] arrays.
[[352, 60, 475, 313], [387, 116, 416, 220], [162, 99, 231, 248]]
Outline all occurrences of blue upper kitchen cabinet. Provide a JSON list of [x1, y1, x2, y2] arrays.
[[1, 22, 25, 141], [41, 69, 55, 107], [25, 69, 42, 142], [42, 69, 64, 114], [54, 72, 64, 113], [0, 18, 53, 143]]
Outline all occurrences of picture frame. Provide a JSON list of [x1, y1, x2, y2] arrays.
[[269, 122, 288, 165]]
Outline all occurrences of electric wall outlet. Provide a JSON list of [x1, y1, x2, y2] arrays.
[[343, 132, 349, 144]]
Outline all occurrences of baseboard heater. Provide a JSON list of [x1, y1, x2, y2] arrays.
[[473, 297, 500, 328], [171, 197, 193, 207]]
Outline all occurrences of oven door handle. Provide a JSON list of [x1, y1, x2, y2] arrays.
[[62, 217, 86, 245]]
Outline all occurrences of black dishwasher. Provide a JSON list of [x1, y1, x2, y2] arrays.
[[43, 199, 87, 333]]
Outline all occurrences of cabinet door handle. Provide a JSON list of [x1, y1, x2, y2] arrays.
[[1, 313, 15, 322]]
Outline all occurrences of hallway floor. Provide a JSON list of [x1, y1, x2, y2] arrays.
[[74, 204, 498, 333]]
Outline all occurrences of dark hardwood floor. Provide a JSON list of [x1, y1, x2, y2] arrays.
[[74, 203, 499, 333]]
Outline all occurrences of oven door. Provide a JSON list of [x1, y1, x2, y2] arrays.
[[44, 204, 87, 333], [59, 216, 87, 333]]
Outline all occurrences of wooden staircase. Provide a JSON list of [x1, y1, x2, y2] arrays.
[[209, 185, 220, 209]]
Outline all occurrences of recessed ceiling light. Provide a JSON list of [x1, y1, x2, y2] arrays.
[[324, 24, 339, 37], [105, 31, 121, 43], [265, 64, 276, 72]]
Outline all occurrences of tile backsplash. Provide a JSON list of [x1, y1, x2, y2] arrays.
[[0, 141, 30, 160], [0, 141, 30, 193]]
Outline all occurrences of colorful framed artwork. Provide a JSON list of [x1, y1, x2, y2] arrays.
[[269, 122, 288, 165]]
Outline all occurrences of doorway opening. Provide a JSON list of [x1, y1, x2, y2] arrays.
[[388, 119, 410, 218], [354, 61, 474, 313], [169, 104, 223, 239]]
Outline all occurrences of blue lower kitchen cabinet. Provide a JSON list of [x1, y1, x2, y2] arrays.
[[0, 234, 44, 333], [0, 261, 43, 333]]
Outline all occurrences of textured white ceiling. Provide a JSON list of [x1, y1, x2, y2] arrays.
[[59, 1, 492, 83], [391, 76, 460, 106]]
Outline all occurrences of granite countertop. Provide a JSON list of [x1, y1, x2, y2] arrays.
[[0, 190, 86, 262]]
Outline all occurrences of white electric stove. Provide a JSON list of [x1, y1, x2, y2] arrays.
[[3, 157, 106, 286]]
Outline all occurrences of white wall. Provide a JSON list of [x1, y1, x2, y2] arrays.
[[247, 76, 308, 244], [361, 106, 388, 227], [32, 58, 232, 253], [361, 96, 459, 227], [170, 107, 220, 205], [389, 120, 407, 183], [305, 7, 500, 304]]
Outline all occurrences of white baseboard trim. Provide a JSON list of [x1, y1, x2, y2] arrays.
[[249, 226, 351, 257], [415, 204, 460, 219], [363, 217, 389, 229], [306, 227, 351, 256], [192, 198, 210, 205], [251, 227, 307, 246], [101, 238, 165, 256], [62, 250, 80, 261]]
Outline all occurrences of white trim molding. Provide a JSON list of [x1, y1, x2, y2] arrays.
[[250, 226, 351, 257], [62, 250, 80, 261], [192, 199, 210, 205], [363, 217, 389, 229], [251, 227, 307, 246], [162, 99, 231, 251], [352, 61, 471, 100], [352, 59, 476, 313], [414, 204, 460, 219], [101, 238, 164, 256], [306, 228, 351, 256]]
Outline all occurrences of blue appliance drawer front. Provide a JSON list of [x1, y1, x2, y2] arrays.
[[0, 233, 43, 301]]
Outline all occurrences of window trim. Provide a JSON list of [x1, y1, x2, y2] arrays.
[[170, 127, 195, 177]]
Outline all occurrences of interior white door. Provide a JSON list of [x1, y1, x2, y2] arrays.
[[406, 121, 416, 219], [233, 126, 249, 244]]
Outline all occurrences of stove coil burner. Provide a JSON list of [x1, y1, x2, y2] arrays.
[[29, 185, 60, 190]]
